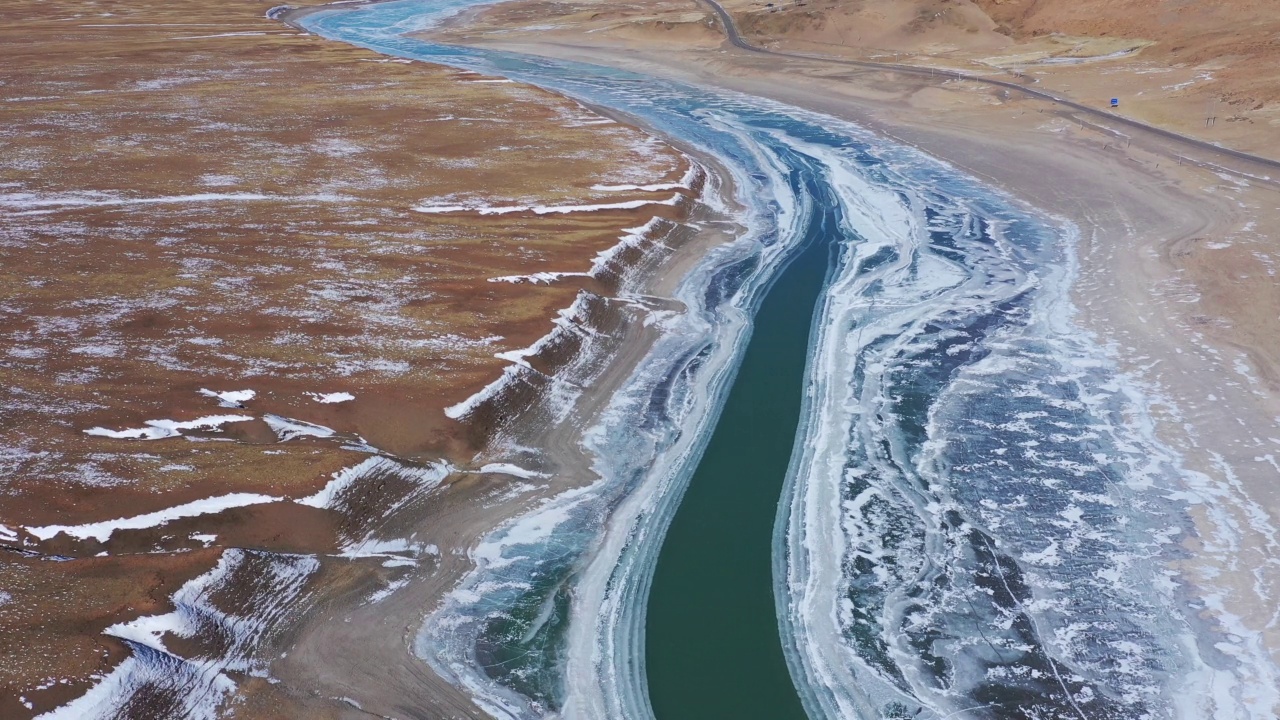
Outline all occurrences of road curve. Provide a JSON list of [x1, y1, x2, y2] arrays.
[[698, 0, 1280, 176]]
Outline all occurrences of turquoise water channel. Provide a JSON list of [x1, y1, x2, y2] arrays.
[[645, 163, 842, 719]]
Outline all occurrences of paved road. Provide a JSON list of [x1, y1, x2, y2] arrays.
[[699, 0, 1280, 176]]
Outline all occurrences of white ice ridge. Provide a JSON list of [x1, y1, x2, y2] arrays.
[[474, 463, 549, 479], [337, 536, 433, 561], [262, 414, 336, 441], [590, 182, 686, 192], [199, 388, 255, 407], [486, 216, 667, 286], [24, 493, 281, 542], [38, 549, 317, 720], [589, 217, 663, 277], [306, 391, 354, 404], [411, 192, 681, 216], [297, 456, 450, 510], [173, 31, 270, 40], [488, 271, 589, 285], [0, 524, 18, 543], [444, 290, 597, 420], [84, 414, 253, 440], [444, 364, 513, 420], [26, 459, 450, 541], [0, 191, 353, 215]]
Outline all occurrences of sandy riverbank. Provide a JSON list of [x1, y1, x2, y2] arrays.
[[253, 185, 746, 719], [430, 2, 1280, 711]]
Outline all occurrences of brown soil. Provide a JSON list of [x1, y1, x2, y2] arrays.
[[0, 0, 689, 714]]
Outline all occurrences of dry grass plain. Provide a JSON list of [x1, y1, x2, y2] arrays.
[[0, 0, 690, 715]]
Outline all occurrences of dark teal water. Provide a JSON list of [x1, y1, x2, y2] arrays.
[[646, 164, 842, 719]]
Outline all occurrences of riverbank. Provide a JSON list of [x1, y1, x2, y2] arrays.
[[257, 193, 745, 719], [433, 3, 1280, 712], [251, 1, 1280, 715]]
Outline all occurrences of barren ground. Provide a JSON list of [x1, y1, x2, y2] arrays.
[[0, 0, 689, 715], [448, 0, 1280, 160]]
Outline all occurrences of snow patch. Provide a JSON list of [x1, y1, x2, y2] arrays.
[[306, 391, 354, 404], [199, 389, 255, 408], [475, 463, 549, 480], [25, 493, 281, 542], [412, 193, 681, 216], [84, 414, 253, 440], [297, 456, 450, 510], [262, 414, 336, 441]]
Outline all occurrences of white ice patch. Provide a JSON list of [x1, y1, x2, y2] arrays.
[[444, 291, 598, 420], [198, 174, 240, 187], [474, 463, 549, 480], [84, 414, 253, 440], [472, 485, 594, 574], [488, 271, 588, 285], [39, 549, 317, 720], [25, 493, 281, 542], [199, 388, 255, 408], [306, 391, 354, 404], [0, 191, 352, 216], [368, 577, 412, 603], [262, 414, 336, 441], [411, 193, 681, 216], [296, 456, 450, 511]]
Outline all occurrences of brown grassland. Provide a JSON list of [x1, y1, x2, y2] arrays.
[[0, 0, 688, 715]]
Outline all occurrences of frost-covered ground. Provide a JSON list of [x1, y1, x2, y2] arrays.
[[0, 0, 691, 715]]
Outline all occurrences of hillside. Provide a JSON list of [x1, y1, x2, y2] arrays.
[[723, 0, 1280, 157]]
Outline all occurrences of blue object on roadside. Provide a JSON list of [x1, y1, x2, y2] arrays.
[[1111, 98, 1120, 107]]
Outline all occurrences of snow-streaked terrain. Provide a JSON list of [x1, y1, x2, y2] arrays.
[[298, 2, 1280, 719]]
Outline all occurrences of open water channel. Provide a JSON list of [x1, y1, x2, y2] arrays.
[[301, 3, 1253, 718]]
